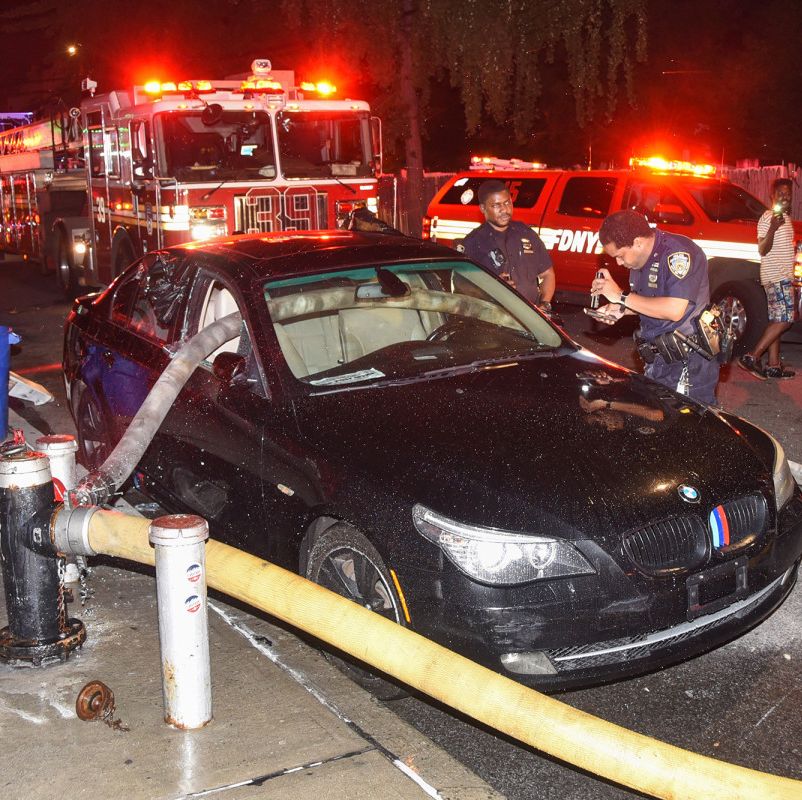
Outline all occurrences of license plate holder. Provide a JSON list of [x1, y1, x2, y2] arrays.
[[687, 556, 748, 620]]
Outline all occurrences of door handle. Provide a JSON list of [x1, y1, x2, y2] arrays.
[[102, 349, 115, 368]]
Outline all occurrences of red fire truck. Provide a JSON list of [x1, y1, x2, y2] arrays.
[[0, 59, 382, 294]]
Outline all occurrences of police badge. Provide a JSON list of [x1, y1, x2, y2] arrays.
[[667, 252, 691, 279]]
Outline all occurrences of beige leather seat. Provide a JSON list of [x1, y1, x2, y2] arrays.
[[200, 284, 241, 359]]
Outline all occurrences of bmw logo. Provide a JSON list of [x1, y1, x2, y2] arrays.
[[678, 484, 700, 503]]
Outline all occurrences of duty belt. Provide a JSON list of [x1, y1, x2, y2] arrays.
[[635, 330, 715, 364]]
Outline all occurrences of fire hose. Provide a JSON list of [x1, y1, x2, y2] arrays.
[[52, 505, 802, 800]]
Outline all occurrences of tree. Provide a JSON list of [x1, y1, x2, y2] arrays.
[[279, 0, 648, 234]]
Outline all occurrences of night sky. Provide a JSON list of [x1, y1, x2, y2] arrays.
[[1, 0, 799, 171]]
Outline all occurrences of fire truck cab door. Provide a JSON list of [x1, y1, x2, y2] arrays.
[[86, 111, 115, 282], [130, 120, 160, 255]]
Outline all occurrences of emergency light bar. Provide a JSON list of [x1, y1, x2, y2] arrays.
[[300, 81, 337, 96], [630, 156, 716, 177], [470, 155, 547, 171]]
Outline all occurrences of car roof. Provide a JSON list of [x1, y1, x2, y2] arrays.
[[171, 231, 459, 282]]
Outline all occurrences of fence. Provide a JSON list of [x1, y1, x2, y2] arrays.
[[377, 164, 802, 235]]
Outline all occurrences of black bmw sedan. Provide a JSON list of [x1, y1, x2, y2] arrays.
[[63, 231, 802, 691]]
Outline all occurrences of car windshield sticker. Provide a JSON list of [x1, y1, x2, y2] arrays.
[[668, 252, 691, 279], [309, 368, 386, 386], [460, 189, 474, 205]]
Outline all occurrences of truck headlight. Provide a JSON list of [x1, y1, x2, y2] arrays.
[[412, 504, 595, 586], [189, 206, 228, 241]]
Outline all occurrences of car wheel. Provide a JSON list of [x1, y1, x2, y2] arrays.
[[56, 232, 77, 297], [711, 280, 768, 357], [75, 389, 112, 471], [305, 524, 408, 700]]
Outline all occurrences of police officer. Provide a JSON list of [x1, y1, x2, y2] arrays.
[[460, 179, 556, 312], [591, 209, 720, 404]]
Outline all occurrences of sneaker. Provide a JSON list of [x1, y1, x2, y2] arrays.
[[764, 363, 795, 379], [738, 354, 767, 380]]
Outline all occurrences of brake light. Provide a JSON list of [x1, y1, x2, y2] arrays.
[[422, 216, 432, 239]]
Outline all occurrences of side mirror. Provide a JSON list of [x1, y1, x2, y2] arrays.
[[212, 352, 246, 383], [202, 103, 224, 126]]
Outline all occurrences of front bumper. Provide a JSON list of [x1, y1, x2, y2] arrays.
[[401, 492, 802, 691]]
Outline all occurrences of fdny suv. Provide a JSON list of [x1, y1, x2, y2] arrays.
[[424, 157, 802, 354]]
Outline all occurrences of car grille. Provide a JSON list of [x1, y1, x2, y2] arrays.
[[714, 493, 767, 552], [234, 191, 328, 233], [622, 515, 709, 576], [622, 493, 768, 575]]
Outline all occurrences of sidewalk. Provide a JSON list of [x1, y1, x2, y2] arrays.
[[0, 407, 503, 800]]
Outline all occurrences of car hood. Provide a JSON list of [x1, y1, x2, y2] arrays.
[[292, 349, 773, 541]]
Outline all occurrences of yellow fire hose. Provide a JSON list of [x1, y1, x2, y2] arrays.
[[84, 508, 801, 800]]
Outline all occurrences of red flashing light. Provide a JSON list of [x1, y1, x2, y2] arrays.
[[300, 80, 337, 96], [240, 78, 283, 93], [630, 155, 716, 176]]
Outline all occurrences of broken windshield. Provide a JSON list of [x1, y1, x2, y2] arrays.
[[264, 261, 565, 386]]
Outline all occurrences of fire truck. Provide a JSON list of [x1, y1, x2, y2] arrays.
[[0, 59, 382, 294]]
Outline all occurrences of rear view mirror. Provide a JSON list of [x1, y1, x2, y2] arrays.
[[213, 352, 245, 383]]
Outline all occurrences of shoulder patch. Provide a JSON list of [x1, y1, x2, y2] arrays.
[[667, 252, 691, 279], [455, 242, 465, 253]]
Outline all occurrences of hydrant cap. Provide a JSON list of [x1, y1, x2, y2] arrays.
[[149, 514, 209, 546], [0, 451, 52, 489], [35, 434, 79, 455]]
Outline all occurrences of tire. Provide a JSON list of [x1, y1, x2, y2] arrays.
[[74, 389, 112, 471], [305, 524, 409, 700], [711, 280, 768, 358], [112, 236, 136, 279], [56, 232, 77, 297]]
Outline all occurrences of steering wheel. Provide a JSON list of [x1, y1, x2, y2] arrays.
[[426, 317, 473, 343]]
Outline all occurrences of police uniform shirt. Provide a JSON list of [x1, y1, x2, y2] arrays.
[[460, 220, 552, 304], [629, 229, 709, 341]]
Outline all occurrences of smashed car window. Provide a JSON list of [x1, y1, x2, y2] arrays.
[[264, 260, 563, 384]]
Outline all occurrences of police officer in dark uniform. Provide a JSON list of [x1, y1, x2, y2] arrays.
[[591, 209, 720, 404], [459, 179, 556, 312]]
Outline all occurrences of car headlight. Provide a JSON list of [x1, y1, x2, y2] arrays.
[[412, 504, 595, 586], [769, 434, 796, 511]]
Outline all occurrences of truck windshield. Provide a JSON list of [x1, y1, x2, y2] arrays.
[[161, 111, 275, 181], [276, 111, 371, 180]]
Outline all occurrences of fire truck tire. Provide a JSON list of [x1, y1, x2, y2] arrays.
[[112, 235, 137, 279], [56, 232, 77, 297], [711, 280, 767, 357]]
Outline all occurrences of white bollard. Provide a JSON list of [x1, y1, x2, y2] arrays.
[[149, 514, 212, 730], [35, 434, 82, 582]]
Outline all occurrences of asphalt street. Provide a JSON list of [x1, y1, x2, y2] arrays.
[[2, 259, 802, 800]]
